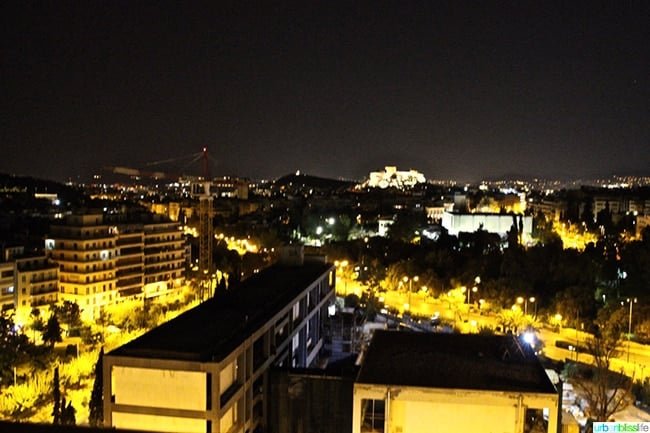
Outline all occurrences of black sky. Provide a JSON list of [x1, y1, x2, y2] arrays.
[[1, 1, 649, 183]]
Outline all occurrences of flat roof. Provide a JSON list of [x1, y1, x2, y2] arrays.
[[356, 331, 557, 394], [108, 260, 332, 362]]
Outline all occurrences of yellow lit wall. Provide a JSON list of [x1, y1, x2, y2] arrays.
[[391, 400, 517, 433], [353, 384, 558, 433], [220, 361, 235, 394], [113, 366, 206, 410], [112, 412, 205, 433], [220, 403, 238, 432]]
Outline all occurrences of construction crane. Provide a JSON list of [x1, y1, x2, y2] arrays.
[[197, 147, 215, 300], [101, 149, 218, 182], [103, 148, 218, 300]]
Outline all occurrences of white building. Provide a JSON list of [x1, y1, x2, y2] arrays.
[[441, 212, 533, 238], [362, 166, 426, 190]]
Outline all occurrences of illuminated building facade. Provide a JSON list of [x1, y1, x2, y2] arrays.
[[361, 166, 426, 190], [46, 214, 119, 321], [441, 212, 533, 238], [353, 331, 559, 433], [0, 261, 14, 313], [142, 219, 186, 300], [14, 256, 59, 324], [104, 250, 335, 433], [113, 225, 145, 299], [46, 213, 187, 320]]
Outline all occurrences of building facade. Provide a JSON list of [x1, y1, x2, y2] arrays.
[[441, 212, 533, 238], [104, 252, 335, 433], [46, 214, 119, 321], [142, 219, 186, 300], [353, 331, 559, 433], [0, 261, 14, 314], [14, 256, 59, 325], [45, 213, 187, 320]]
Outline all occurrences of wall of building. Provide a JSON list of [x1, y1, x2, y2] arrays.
[[105, 263, 335, 433], [442, 212, 533, 237], [353, 385, 558, 433], [269, 369, 354, 433]]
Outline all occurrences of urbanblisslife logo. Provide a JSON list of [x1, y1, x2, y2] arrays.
[[593, 423, 650, 432]]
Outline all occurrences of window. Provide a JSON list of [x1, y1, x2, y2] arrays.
[[361, 399, 385, 433], [219, 402, 238, 433], [292, 302, 300, 320], [220, 361, 237, 395]]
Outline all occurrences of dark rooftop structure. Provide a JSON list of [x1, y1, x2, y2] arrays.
[[357, 330, 557, 394], [109, 259, 332, 362]]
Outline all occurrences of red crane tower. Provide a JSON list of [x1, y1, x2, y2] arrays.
[[198, 147, 215, 299]]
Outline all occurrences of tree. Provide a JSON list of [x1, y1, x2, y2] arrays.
[[563, 312, 632, 421], [495, 308, 527, 334], [0, 314, 32, 386], [42, 314, 62, 347], [61, 398, 76, 425], [52, 366, 61, 424], [29, 308, 45, 343], [387, 211, 426, 243], [89, 348, 104, 427], [52, 301, 82, 332]]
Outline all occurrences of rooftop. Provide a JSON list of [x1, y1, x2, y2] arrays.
[[108, 260, 332, 362], [356, 331, 557, 394]]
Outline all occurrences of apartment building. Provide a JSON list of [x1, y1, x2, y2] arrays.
[[114, 224, 144, 299], [46, 214, 119, 321], [0, 261, 15, 313], [14, 256, 59, 324], [104, 249, 335, 433], [141, 219, 185, 300], [46, 212, 187, 320]]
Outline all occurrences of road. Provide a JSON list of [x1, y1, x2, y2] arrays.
[[342, 281, 650, 380]]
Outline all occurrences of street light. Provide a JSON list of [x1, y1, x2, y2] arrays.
[[517, 296, 536, 316], [402, 275, 419, 311], [624, 297, 637, 362], [463, 285, 478, 307]]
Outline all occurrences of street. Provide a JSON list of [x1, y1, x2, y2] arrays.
[[342, 280, 650, 380]]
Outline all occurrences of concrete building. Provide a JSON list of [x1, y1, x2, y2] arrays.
[[45, 213, 187, 320], [114, 224, 145, 299], [104, 251, 335, 433], [141, 219, 186, 300], [353, 331, 559, 433], [0, 261, 15, 313], [14, 256, 59, 324], [441, 212, 533, 238], [46, 214, 119, 321]]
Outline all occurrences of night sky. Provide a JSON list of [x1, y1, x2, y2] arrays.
[[2, 1, 649, 183]]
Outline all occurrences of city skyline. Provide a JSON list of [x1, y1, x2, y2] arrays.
[[2, 2, 649, 183]]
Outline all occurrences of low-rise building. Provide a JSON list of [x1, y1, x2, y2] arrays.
[[442, 212, 533, 238], [353, 331, 559, 433]]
